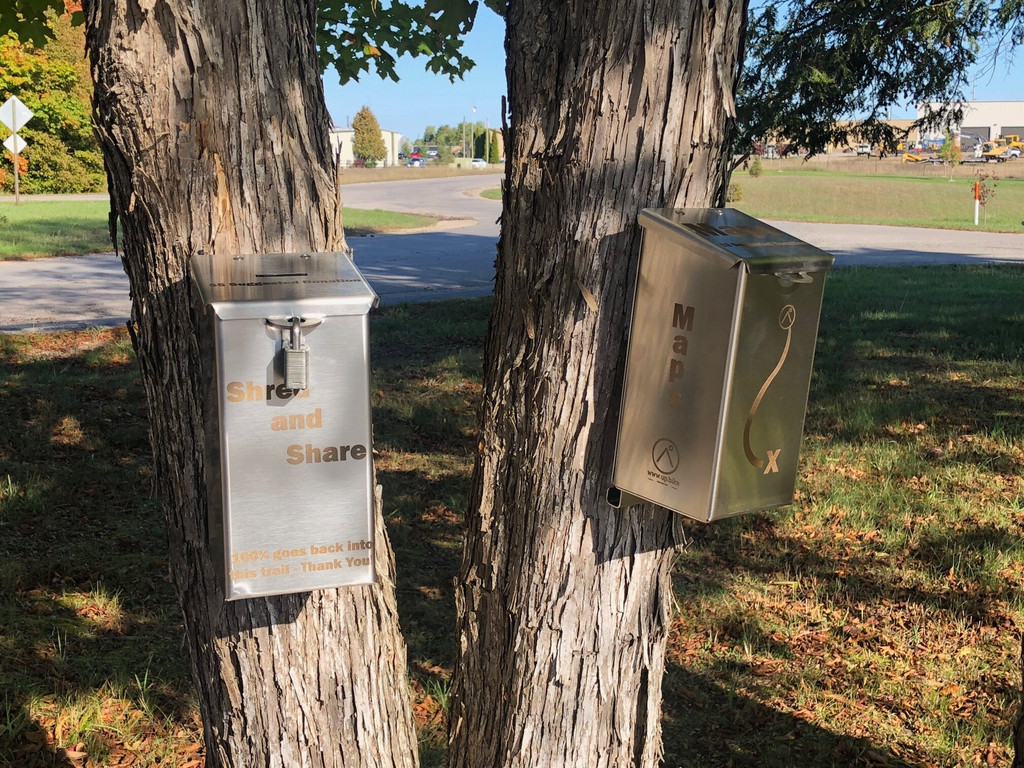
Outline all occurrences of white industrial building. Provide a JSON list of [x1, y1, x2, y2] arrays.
[[919, 100, 1024, 141], [328, 124, 405, 168]]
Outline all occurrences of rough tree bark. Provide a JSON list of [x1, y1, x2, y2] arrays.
[[1015, 634, 1024, 768], [450, 0, 747, 765], [82, 2, 418, 766]]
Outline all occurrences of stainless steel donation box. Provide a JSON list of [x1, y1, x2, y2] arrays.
[[610, 208, 833, 521], [191, 251, 378, 600]]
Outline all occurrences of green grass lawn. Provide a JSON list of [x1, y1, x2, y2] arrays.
[[483, 165, 1024, 232], [342, 207, 436, 236], [2, 265, 1022, 767], [6, 167, 1022, 263], [0, 201, 113, 260], [0, 201, 437, 261], [731, 170, 1024, 231]]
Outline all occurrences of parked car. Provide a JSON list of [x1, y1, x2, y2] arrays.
[[856, 144, 872, 156], [470, 158, 488, 168], [406, 158, 425, 167], [1000, 134, 1024, 157]]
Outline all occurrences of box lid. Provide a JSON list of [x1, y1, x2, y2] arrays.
[[190, 251, 378, 319], [638, 208, 834, 274]]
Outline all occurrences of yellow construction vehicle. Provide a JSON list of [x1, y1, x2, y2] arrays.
[[999, 135, 1024, 158], [981, 140, 1013, 161], [902, 152, 943, 164], [962, 139, 1014, 163]]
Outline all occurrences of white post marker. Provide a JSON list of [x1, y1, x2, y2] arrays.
[[2, 134, 26, 203], [0, 96, 34, 205]]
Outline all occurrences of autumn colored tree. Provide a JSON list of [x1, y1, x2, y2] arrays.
[[352, 105, 387, 165], [0, 9, 103, 192], [937, 130, 962, 176]]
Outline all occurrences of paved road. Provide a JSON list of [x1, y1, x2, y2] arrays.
[[2, 175, 1023, 333], [343, 173, 501, 304], [772, 220, 1024, 266], [0, 175, 503, 333]]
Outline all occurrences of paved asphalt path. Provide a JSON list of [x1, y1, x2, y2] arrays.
[[2, 175, 1023, 332]]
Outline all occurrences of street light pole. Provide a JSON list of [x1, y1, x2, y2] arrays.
[[471, 105, 477, 159]]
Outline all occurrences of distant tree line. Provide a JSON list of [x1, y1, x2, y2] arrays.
[[419, 121, 500, 160]]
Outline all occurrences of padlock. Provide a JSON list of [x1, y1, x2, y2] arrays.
[[283, 317, 310, 390]]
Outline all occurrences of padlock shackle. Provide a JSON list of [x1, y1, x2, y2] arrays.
[[264, 315, 324, 335]]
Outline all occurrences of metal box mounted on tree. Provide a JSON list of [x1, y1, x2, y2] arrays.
[[609, 208, 834, 522], [191, 252, 378, 600]]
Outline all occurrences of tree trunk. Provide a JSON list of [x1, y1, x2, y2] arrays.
[[82, 3, 418, 766], [449, 1, 746, 766], [1014, 632, 1024, 768]]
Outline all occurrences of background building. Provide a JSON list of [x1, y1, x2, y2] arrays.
[[919, 100, 1024, 141], [328, 122, 405, 167], [825, 120, 921, 154]]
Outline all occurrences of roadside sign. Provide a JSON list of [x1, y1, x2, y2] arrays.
[[3, 134, 26, 155], [0, 96, 33, 134], [1, 96, 33, 204]]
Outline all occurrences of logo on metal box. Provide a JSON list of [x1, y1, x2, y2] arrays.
[[652, 438, 680, 475], [743, 304, 796, 474]]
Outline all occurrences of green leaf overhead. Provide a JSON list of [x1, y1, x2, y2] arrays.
[[318, 0, 478, 84], [7, 1, 1024, 150], [0, 0, 65, 48], [9, 1, 482, 87]]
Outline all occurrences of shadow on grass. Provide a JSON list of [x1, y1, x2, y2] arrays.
[[662, 662, 917, 767], [380, 468, 465, 672], [373, 274, 1024, 764], [370, 297, 491, 683], [0, 330, 195, 765], [659, 266, 1024, 765], [4, 267, 1022, 765], [1, 591, 197, 767], [814, 265, 1024, 401], [678, 512, 1021, 625], [799, 265, 1024, 619]]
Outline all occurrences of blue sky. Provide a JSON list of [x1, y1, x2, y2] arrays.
[[322, 7, 507, 141], [322, 7, 1022, 143]]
